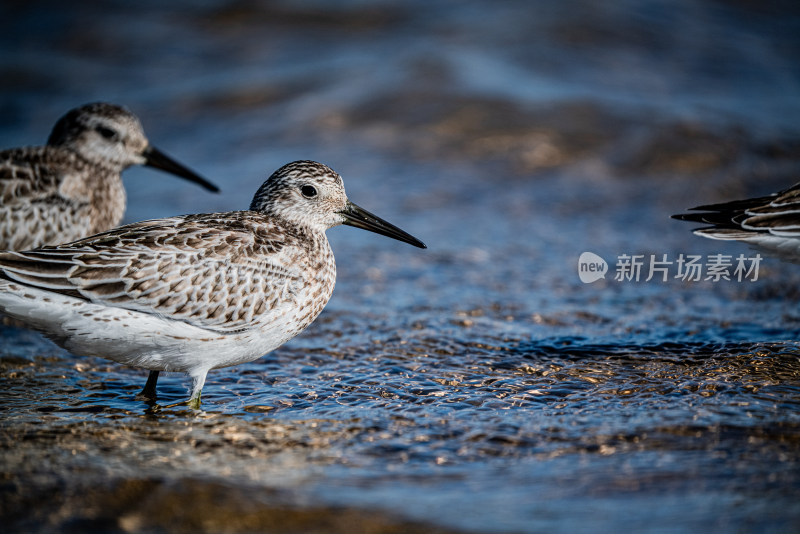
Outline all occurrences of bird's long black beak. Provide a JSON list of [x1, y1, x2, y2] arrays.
[[341, 201, 426, 249], [143, 146, 220, 193]]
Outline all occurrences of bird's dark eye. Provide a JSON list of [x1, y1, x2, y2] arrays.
[[301, 185, 317, 198], [95, 126, 118, 140]]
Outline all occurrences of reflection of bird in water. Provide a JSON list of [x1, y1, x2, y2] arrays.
[[673, 182, 800, 262], [0, 161, 425, 409], [0, 102, 219, 251]]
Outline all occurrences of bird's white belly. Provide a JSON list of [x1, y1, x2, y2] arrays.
[[0, 280, 302, 374]]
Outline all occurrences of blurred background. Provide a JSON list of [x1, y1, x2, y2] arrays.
[[2, 1, 800, 533]]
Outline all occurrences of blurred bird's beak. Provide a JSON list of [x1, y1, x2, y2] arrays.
[[340, 201, 426, 249], [143, 146, 220, 193]]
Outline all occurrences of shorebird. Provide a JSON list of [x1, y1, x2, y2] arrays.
[[0, 161, 425, 408], [0, 102, 219, 251], [673, 182, 800, 262]]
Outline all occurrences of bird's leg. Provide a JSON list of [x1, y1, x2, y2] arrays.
[[135, 370, 160, 401], [187, 370, 208, 410]]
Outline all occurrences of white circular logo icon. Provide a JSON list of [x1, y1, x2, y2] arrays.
[[578, 252, 608, 283]]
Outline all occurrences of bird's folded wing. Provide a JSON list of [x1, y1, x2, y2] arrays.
[[0, 147, 92, 205], [0, 214, 304, 333], [740, 185, 800, 236], [0, 148, 96, 249], [674, 182, 800, 237]]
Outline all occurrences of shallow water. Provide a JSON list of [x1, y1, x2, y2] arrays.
[[2, 1, 800, 533]]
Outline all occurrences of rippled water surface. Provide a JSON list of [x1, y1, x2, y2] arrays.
[[2, 1, 800, 533]]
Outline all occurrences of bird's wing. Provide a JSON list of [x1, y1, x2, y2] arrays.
[[0, 147, 94, 249], [740, 183, 800, 237], [0, 213, 307, 333], [0, 147, 93, 205], [672, 182, 800, 237]]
